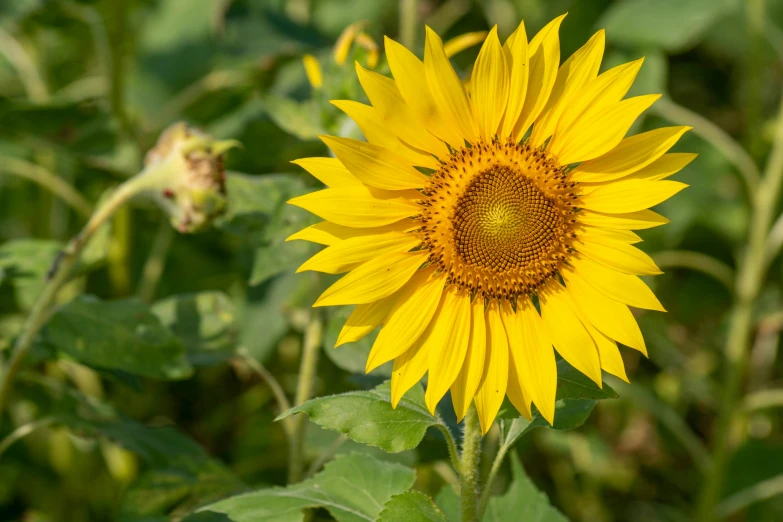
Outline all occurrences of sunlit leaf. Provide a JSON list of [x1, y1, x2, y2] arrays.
[[378, 491, 448, 522], [201, 453, 415, 522], [277, 381, 445, 453]]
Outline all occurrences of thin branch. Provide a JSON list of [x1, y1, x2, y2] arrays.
[[652, 250, 735, 292], [744, 388, 783, 412], [0, 417, 56, 459], [717, 474, 783, 519], [238, 354, 293, 437], [137, 222, 174, 303], [0, 156, 93, 218], [652, 97, 760, 196], [0, 26, 48, 102]]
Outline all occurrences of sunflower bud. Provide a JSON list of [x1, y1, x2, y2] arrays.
[[145, 122, 239, 233]]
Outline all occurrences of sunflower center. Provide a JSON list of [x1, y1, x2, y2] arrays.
[[418, 139, 578, 300]]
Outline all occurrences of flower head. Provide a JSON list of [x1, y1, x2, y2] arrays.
[[289, 17, 694, 433]]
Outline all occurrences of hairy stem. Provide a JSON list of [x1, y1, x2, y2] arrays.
[[460, 405, 482, 522]]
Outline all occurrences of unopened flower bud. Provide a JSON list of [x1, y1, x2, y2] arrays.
[[145, 122, 239, 233]]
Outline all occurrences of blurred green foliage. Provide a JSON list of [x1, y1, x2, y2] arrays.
[[1, 0, 783, 521]]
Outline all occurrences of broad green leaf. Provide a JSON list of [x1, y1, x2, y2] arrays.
[[483, 457, 567, 522], [202, 453, 415, 522], [323, 306, 391, 376], [153, 291, 239, 366], [277, 381, 444, 453], [435, 486, 460, 522], [598, 0, 738, 52], [263, 95, 326, 140], [44, 295, 193, 380], [378, 491, 448, 522]]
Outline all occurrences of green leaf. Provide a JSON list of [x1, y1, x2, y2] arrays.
[[554, 359, 618, 401], [263, 95, 326, 141], [153, 291, 239, 366], [435, 486, 460, 522], [323, 306, 391, 376], [277, 381, 444, 453], [502, 400, 598, 450], [483, 457, 567, 522], [202, 453, 415, 522], [44, 295, 193, 380], [598, 0, 738, 52], [21, 376, 245, 519], [378, 491, 448, 522], [0, 239, 61, 311]]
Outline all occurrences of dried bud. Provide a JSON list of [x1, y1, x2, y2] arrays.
[[146, 122, 239, 233]]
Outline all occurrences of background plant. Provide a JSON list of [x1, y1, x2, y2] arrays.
[[0, 0, 782, 521]]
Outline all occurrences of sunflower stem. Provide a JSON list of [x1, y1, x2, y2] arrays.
[[0, 161, 179, 417], [460, 405, 482, 522], [695, 83, 783, 521], [288, 310, 323, 484]]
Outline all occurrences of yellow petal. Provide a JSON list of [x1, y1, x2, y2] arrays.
[[555, 58, 643, 136], [576, 209, 669, 230], [424, 26, 477, 143], [336, 297, 396, 347], [575, 235, 662, 276], [329, 100, 434, 169], [499, 21, 529, 138], [540, 281, 602, 387], [571, 127, 692, 183], [286, 219, 418, 246], [425, 288, 472, 413], [475, 300, 509, 434], [581, 227, 642, 243], [302, 54, 323, 89], [563, 268, 647, 355], [314, 252, 427, 307], [320, 135, 429, 190], [623, 153, 698, 182], [297, 231, 420, 274], [512, 14, 565, 141], [579, 179, 687, 213], [511, 298, 557, 425], [570, 255, 665, 311], [444, 31, 488, 57], [366, 271, 446, 372], [354, 64, 449, 161], [470, 26, 509, 140], [288, 186, 421, 228], [531, 29, 605, 147], [451, 297, 487, 421], [390, 334, 430, 408], [385, 36, 465, 147], [551, 94, 661, 165], [291, 157, 359, 187], [506, 351, 532, 421]]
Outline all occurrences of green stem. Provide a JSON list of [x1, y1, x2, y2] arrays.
[[288, 311, 323, 484], [137, 221, 174, 302], [0, 27, 48, 103], [652, 250, 735, 292], [399, 0, 418, 49], [695, 89, 783, 521], [0, 156, 92, 217], [460, 405, 482, 522], [437, 423, 461, 473], [0, 162, 179, 417], [0, 416, 55, 459], [652, 97, 760, 196], [478, 437, 509, 518]]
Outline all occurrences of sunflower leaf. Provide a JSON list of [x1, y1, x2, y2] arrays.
[[554, 359, 618, 400], [501, 399, 598, 450], [201, 453, 415, 522], [276, 381, 443, 453], [378, 491, 448, 522], [483, 456, 568, 522]]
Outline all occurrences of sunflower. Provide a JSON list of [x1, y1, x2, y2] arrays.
[[288, 15, 694, 433]]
